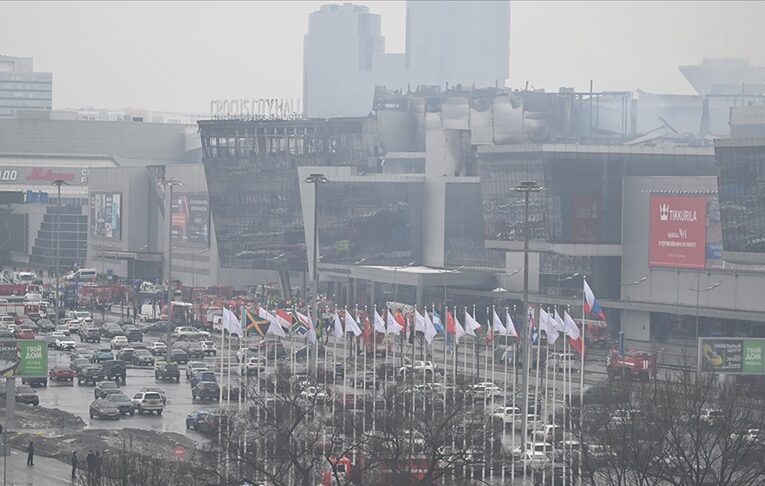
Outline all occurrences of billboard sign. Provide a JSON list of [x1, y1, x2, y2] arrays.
[[91, 192, 122, 240], [0, 340, 48, 378], [171, 194, 209, 246], [699, 338, 765, 374], [0, 167, 88, 185], [649, 196, 706, 269]]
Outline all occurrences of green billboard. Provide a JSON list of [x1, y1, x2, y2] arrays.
[[0, 340, 48, 378], [700, 337, 765, 375]]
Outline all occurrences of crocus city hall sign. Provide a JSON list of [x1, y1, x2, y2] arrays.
[[208, 98, 303, 121]]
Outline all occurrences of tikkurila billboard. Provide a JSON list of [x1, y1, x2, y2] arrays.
[[649, 196, 706, 269]]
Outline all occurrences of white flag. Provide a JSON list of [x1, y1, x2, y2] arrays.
[[260, 306, 285, 338], [464, 310, 481, 337], [222, 308, 243, 338], [333, 311, 344, 340], [344, 309, 362, 337], [492, 309, 507, 335], [540, 307, 559, 344], [423, 310, 437, 345], [563, 311, 581, 340], [553, 309, 567, 334], [296, 310, 317, 344], [373, 309, 386, 334], [385, 309, 402, 334], [505, 310, 518, 338], [453, 313, 466, 343]]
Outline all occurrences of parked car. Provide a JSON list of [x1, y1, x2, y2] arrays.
[[110, 335, 129, 350], [37, 319, 55, 332], [80, 327, 101, 343], [0, 327, 15, 338], [66, 319, 82, 334], [144, 321, 169, 333], [186, 410, 222, 432], [13, 385, 40, 406], [190, 370, 217, 388], [106, 393, 135, 415], [192, 381, 220, 402], [55, 336, 77, 351], [186, 361, 209, 379], [491, 406, 521, 427], [125, 329, 143, 343], [70, 358, 91, 374], [20, 376, 48, 388], [139, 386, 167, 405], [91, 349, 114, 363], [101, 360, 127, 383], [94, 381, 121, 399], [172, 326, 210, 340], [185, 342, 206, 359], [149, 341, 167, 355], [89, 399, 120, 420], [16, 328, 35, 339], [117, 348, 135, 362], [131, 391, 164, 415], [55, 325, 71, 336], [200, 340, 217, 356], [132, 349, 154, 366], [241, 357, 266, 375], [168, 347, 189, 364], [102, 325, 123, 338], [77, 366, 106, 386], [155, 362, 181, 381], [48, 366, 75, 382]]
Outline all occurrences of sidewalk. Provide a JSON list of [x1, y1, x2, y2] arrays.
[[0, 448, 74, 486]]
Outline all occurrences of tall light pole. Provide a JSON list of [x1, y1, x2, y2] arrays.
[[161, 179, 182, 345], [692, 272, 721, 364], [512, 180, 542, 460], [305, 173, 328, 379], [50, 179, 68, 326]]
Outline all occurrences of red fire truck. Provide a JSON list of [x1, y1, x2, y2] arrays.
[[607, 348, 657, 382], [321, 455, 439, 485]]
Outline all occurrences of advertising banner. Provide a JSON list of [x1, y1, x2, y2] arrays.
[[171, 194, 210, 246], [699, 338, 765, 374], [91, 192, 122, 240], [649, 195, 706, 269], [0, 167, 88, 186], [0, 340, 48, 377]]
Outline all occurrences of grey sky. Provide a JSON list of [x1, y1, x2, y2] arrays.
[[2, 1, 764, 114]]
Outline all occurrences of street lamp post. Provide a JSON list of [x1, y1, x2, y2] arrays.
[[50, 179, 68, 326], [161, 179, 182, 345], [692, 272, 721, 365], [305, 173, 328, 380], [512, 180, 543, 463]]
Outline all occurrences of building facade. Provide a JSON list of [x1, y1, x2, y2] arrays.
[[0, 56, 52, 119]]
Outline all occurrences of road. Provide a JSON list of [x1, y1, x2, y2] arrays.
[[0, 448, 74, 486]]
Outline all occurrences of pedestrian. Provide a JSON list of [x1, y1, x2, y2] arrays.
[[86, 450, 94, 477], [71, 451, 78, 479], [94, 451, 102, 483], [26, 441, 33, 466]]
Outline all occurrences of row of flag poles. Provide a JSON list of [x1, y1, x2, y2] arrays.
[[212, 278, 608, 484]]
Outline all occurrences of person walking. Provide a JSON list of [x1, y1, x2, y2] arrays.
[[71, 451, 78, 479], [26, 441, 34, 466], [86, 451, 94, 485], [94, 451, 102, 484]]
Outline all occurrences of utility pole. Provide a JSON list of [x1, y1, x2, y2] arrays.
[[161, 179, 182, 345], [512, 181, 542, 463], [50, 179, 68, 326], [304, 173, 328, 380]]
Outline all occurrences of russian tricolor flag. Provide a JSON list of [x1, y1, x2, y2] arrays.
[[583, 280, 606, 320]]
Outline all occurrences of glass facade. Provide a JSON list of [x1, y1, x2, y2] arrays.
[[444, 181, 503, 269], [198, 118, 376, 270], [716, 142, 765, 254], [29, 205, 88, 271], [0, 72, 52, 118], [317, 180, 423, 266]]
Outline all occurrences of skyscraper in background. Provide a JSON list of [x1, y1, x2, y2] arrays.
[[303, 1, 510, 118], [0, 56, 53, 119]]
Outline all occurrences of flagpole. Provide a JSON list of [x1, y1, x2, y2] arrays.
[[580, 279, 588, 486], [511, 307, 517, 484], [372, 306, 377, 433], [218, 308, 226, 476], [542, 309, 550, 486], [342, 306, 348, 451], [451, 306, 458, 483], [489, 305, 495, 485], [241, 306, 247, 469], [353, 305, 359, 451], [501, 306, 509, 485], [551, 308, 558, 486]]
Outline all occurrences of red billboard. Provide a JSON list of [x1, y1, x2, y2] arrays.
[[649, 196, 706, 268]]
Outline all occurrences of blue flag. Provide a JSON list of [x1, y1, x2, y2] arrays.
[[432, 310, 445, 335]]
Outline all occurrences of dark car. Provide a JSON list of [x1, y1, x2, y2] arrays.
[[14, 385, 40, 406], [132, 350, 154, 366], [101, 360, 127, 383], [102, 325, 124, 339], [168, 347, 189, 364], [21, 376, 48, 388], [192, 381, 220, 401], [222, 384, 241, 401], [94, 381, 121, 399], [70, 358, 91, 374], [145, 321, 169, 333], [155, 362, 180, 381], [126, 329, 143, 343], [106, 393, 135, 415], [89, 399, 120, 420], [77, 366, 106, 386], [37, 319, 55, 332], [80, 327, 101, 343], [186, 410, 221, 433], [185, 342, 206, 360], [190, 370, 217, 389]]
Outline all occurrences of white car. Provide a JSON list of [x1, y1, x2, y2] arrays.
[[548, 352, 579, 372], [55, 336, 77, 350], [131, 391, 164, 415], [471, 382, 503, 400], [200, 340, 217, 356], [522, 451, 550, 468], [491, 406, 521, 426], [300, 386, 329, 402], [171, 326, 210, 340], [241, 357, 266, 375], [186, 361, 209, 379], [513, 441, 554, 459], [398, 360, 436, 376], [149, 341, 167, 355], [66, 319, 82, 333], [110, 335, 129, 349]]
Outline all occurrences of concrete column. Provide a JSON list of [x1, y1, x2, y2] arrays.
[[5, 378, 15, 430]]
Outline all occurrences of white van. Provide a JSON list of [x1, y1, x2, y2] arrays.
[[65, 268, 98, 282]]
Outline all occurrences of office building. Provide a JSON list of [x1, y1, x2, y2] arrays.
[[0, 56, 52, 119]]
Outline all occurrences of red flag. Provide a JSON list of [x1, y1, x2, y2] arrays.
[[394, 311, 406, 332], [446, 310, 456, 335], [361, 314, 372, 346], [484, 326, 494, 344], [275, 308, 293, 328]]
